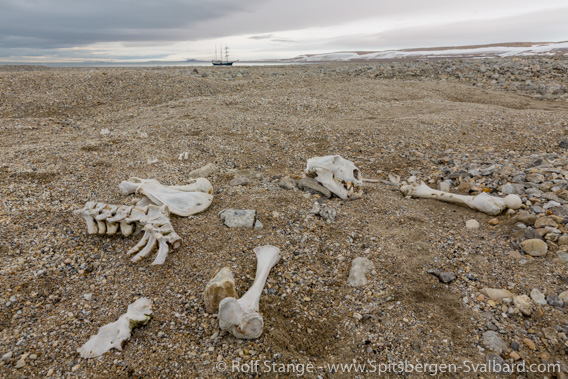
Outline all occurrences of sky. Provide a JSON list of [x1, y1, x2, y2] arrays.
[[0, 0, 567, 62]]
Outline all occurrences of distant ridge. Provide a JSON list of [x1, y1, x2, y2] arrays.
[[282, 41, 568, 62]]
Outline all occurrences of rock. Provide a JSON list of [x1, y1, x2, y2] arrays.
[[482, 331, 507, 353], [558, 291, 568, 304], [559, 139, 568, 149], [189, 163, 217, 178], [522, 338, 536, 350], [509, 351, 521, 361], [310, 202, 337, 223], [523, 228, 542, 240], [486, 354, 509, 375], [558, 251, 568, 263], [510, 341, 520, 351], [219, 209, 257, 228], [279, 176, 297, 190], [514, 211, 536, 226], [438, 181, 451, 192], [520, 239, 548, 257], [504, 194, 522, 210], [535, 216, 556, 228], [1, 351, 12, 361], [347, 257, 374, 287], [83, 293, 92, 301], [530, 289, 547, 305], [502, 183, 524, 195], [526, 173, 544, 183], [427, 270, 456, 283], [488, 218, 499, 226], [465, 219, 480, 229], [298, 177, 332, 198], [546, 295, 564, 307], [480, 288, 514, 300], [203, 267, 237, 314], [513, 295, 533, 316], [558, 235, 568, 246], [229, 176, 250, 186]]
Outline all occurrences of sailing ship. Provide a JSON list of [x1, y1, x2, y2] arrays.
[[212, 45, 236, 66]]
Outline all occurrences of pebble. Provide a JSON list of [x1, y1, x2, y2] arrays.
[[465, 219, 479, 229], [522, 338, 536, 350], [482, 331, 507, 353], [488, 218, 499, 226], [513, 295, 533, 316], [480, 288, 514, 300], [530, 289, 547, 305], [279, 176, 297, 190], [1, 351, 12, 361], [546, 295, 564, 307], [229, 176, 250, 186], [519, 239, 548, 257], [427, 270, 456, 283], [83, 293, 93, 301], [559, 291, 568, 304], [347, 257, 374, 287]]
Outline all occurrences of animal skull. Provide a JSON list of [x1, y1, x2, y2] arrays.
[[400, 181, 522, 215], [119, 177, 213, 217], [74, 203, 181, 265], [78, 298, 152, 358], [218, 245, 280, 339], [306, 155, 363, 200]]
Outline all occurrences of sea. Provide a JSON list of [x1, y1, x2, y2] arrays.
[[0, 61, 298, 68]]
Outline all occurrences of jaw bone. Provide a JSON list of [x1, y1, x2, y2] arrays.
[[400, 181, 522, 216], [119, 177, 214, 217], [306, 155, 363, 200], [218, 245, 280, 339], [78, 298, 153, 358], [74, 203, 181, 265]]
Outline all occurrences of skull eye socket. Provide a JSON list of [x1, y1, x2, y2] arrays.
[[353, 169, 361, 181]]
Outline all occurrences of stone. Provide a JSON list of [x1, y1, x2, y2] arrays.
[[347, 257, 374, 287], [522, 338, 536, 350], [83, 293, 93, 301], [513, 295, 533, 316], [558, 251, 568, 263], [530, 289, 547, 305], [219, 209, 256, 228], [438, 181, 451, 192], [520, 239, 548, 257], [523, 228, 542, 240], [298, 177, 332, 198], [558, 235, 568, 246], [546, 295, 564, 307], [480, 288, 514, 300], [558, 291, 568, 304], [534, 216, 556, 228], [465, 219, 480, 229], [488, 218, 499, 226], [229, 176, 250, 186], [526, 173, 544, 184], [427, 270, 456, 283], [1, 351, 12, 361], [509, 351, 521, 361], [486, 354, 509, 375], [482, 331, 507, 353], [502, 183, 524, 195], [279, 176, 296, 190], [514, 211, 536, 226]]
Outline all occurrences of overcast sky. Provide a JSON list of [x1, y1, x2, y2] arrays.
[[0, 0, 567, 62]]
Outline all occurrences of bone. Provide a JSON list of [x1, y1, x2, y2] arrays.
[[218, 245, 280, 339], [189, 163, 218, 178], [75, 203, 181, 265], [119, 177, 214, 216], [306, 155, 363, 200], [203, 267, 238, 314], [78, 298, 152, 358], [400, 181, 522, 216]]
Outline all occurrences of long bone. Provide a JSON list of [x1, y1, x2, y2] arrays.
[[119, 177, 214, 216], [400, 181, 522, 215], [306, 155, 363, 200], [218, 245, 280, 339], [75, 203, 181, 265]]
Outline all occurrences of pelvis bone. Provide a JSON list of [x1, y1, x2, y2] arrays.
[[74, 202, 181, 265], [218, 245, 280, 339], [306, 155, 363, 200], [400, 181, 522, 216], [119, 177, 214, 217]]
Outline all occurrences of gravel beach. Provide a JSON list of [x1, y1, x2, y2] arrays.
[[1, 57, 568, 378]]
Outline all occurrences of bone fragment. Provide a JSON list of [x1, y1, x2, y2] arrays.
[[189, 163, 218, 178], [78, 298, 152, 358], [203, 267, 238, 314], [218, 245, 280, 339]]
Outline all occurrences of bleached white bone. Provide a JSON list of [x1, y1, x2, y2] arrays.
[[400, 181, 522, 216], [78, 298, 152, 358], [75, 203, 181, 265], [218, 245, 280, 339], [203, 267, 238, 314], [306, 155, 363, 200], [119, 177, 213, 216]]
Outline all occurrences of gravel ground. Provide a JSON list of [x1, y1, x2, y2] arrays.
[[1, 58, 568, 378]]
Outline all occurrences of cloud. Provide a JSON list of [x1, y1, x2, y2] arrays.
[[249, 34, 273, 40]]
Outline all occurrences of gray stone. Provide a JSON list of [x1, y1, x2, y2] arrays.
[[298, 177, 331, 198], [523, 228, 541, 240], [1, 351, 12, 361], [526, 173, 545, 183], [514, 211, 536, 226], [520, 239, 548, 257], [558, 251, 568, 263], [465, 219, 480, 229], [486, 354, 510, 375], [229, 176, 250, 186], [219, 209, 256, 228], [559, 139, 568, 149], [254, 220, 263, 230], [530, 289, 547, 305], [513, 295, 533, 316], [502, 183, 524, 195], [348, 257, 374, 287], [482, 331, 507, 353], [279, 176, 297, 190], [546, 295, 564, 307]]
